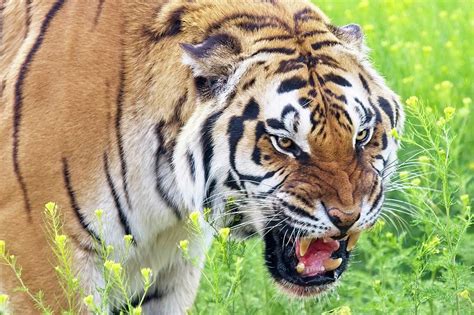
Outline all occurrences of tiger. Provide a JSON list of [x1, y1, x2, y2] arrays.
[[0, 0, 404, 313]]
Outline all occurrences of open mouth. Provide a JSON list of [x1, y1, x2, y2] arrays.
[[263, 225, 360, 296]]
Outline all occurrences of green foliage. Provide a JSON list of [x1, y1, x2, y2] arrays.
[[193, 0, 473, 314]]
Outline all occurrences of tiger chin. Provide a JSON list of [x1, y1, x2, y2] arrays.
[[0, 0, 403, 313]]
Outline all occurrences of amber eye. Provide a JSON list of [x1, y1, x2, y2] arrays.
[[356, 129, 371, 145], [277, 137, 294, 149]]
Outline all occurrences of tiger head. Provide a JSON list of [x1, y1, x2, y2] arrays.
[[176, 4, 403, 297]]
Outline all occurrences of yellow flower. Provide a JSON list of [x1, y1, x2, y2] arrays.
[[111, 263, 122, 277], [335, 306, 352, 315], [438, 10, 448, 18], [104, 260, 115, 271], [436, 117, 446, 127], [399, 171, 410, 181], [179, 240, 189, 253], [458, 289, 470, 300], [123, 234, 134, 246], [443, 106, 456, 120], [422, 46, 432, 53], [460, 194, 470, 207], [411, 178, 421, 186], [0, 240, 5, 256], [0, 294, 8, 306], [189, 211, 200, 227], [132, 306, 143, 315], [440, 80, 453, 90], [141, 268, 153, 283], [83, 295, 94, 308], [363, 24, 375, 32], [219, 227, 231, 241], [55, 234, 67, 247], [358, 0, 369, 9], [45, 202, 57, 214], [95, 209, 104, 220], [390, 128, 400, 140], [462, 97, 472, 106], [418, 156, 430, 164], [405, 96, 419, 107], [402, 76, 415, 84]]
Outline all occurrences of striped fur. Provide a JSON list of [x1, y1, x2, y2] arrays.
[[0, 0, 403, 313]]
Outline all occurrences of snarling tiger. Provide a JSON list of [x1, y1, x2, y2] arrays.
[[0, 0, 404, 313]]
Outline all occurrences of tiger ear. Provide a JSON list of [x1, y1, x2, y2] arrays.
[[181, 33, 242, 98], [331, 24, 366, 52]]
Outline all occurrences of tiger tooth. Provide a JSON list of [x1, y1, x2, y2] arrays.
[[299, 238, 312, 256], [347, 232, 361, 251], [296, 262, 305, 273], [323, 258, 342, 271]]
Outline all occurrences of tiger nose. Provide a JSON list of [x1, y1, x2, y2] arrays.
[[326, 207, 360, 233]]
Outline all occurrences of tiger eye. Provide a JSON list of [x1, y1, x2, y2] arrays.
[[356, 129, 368, 142], [278, 137, 293, 149]]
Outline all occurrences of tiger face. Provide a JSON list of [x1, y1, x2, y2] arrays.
[[177, 9, 403, 297]]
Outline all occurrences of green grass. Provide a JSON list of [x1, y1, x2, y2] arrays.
[[193, 0, 474, 314]]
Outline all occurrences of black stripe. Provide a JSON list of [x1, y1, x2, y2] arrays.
[[367, 188, 383, 214], [103, 153, 135, 243], [251, 47, 295, 57], [187, 150, 196, 182], [277, 76, 307, 93], [252, 121, 266, 165], [154, 123, 182, 220], [311, 40, 339, 50], [266, 118, 285, 130], [323, 73, 352, 87], [294, 8, 322, 22], [378, 96, 394, 127], [143, 6, 185, 42], [24, 0, 32, 39], [276, 58, 305, 74], [204, 179, 217, 209], [359, 73, 371, 94], [206, 13, 291, 36], [93, 0, 105, 27], [242, 78, 256, 91], [281, 200, 317, 221], [62, 158, 100, 241], [201, 110, 225, 186], [115, 64, 133, 211], [13, 0, 67, 214], [254, 34, 294, 43], [298, 97, 311, 108], [381, 133, 388, 150], [236, 22, 281, 32], [301, 29, 328, 38]]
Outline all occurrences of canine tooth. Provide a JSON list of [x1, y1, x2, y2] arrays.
[[299, 238, 312, 256], [347, 232, 361, 251], [296, 262, 305, 273], [323, 258, 342, 271]]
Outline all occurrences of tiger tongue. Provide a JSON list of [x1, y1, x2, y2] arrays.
[[295, 238, 340, 277]]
